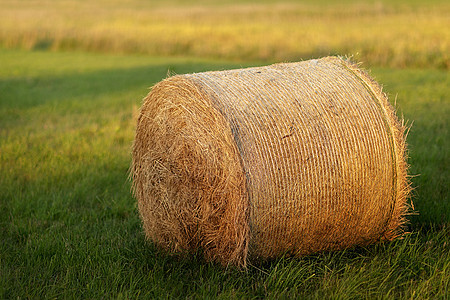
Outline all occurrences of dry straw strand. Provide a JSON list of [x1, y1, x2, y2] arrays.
[[131, 56, 411, 267]]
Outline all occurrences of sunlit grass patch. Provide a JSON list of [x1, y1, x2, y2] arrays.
[[0, 0, 449, 68]]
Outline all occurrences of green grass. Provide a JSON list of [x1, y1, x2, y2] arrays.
[[373, 68, 449, 225], [1, 48, 448, 298]]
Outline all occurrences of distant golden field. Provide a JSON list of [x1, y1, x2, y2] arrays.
[[1, 0, 449, 68]]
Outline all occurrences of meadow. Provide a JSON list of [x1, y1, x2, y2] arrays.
[[1, 0, 449, 298], [0, 0, 449, 68]]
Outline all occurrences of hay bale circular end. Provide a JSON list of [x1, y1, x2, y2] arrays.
[[131, 56, 411, 267]]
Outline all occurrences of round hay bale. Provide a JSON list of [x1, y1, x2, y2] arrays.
[[131, 56, 411, 267]]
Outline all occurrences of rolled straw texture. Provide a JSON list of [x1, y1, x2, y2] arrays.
[[131, 56, 410, 267]]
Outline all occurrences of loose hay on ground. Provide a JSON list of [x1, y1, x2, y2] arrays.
[[131, 56, 412, 268]]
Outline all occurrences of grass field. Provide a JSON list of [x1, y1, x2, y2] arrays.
[[1, 0, 449, 68], [1, 48, 448, 299], [1, 0, 449, 298]]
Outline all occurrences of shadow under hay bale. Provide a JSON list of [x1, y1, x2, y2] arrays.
[[131, 56, 411, 268]]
